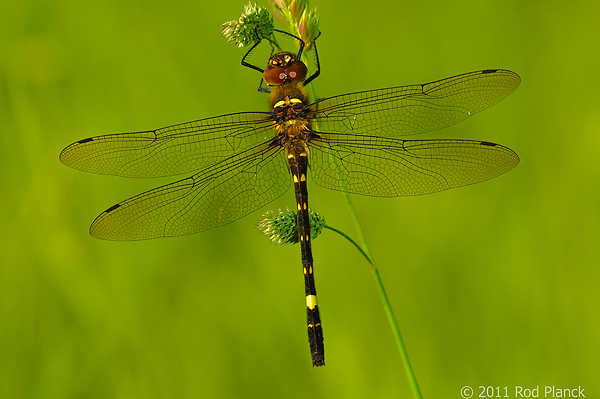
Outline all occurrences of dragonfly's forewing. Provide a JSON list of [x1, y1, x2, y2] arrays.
[[310, 69, 520, 138], [60, 112, 273, 178]]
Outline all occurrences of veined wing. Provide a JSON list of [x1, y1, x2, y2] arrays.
[[90, 142, 289, 240], [310, 69, 520, 138], [308, 133, 519, 196], [60, 112, 274, 178]]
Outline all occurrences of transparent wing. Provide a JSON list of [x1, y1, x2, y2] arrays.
[[89, 143, 289, 240], [309, 133, 519, 196], [60, 112, 274, 178], [310, 69, 520, 138]]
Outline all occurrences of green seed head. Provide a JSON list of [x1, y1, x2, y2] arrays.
[[221, 2, 274, 47], [256, 207, 326, 245]]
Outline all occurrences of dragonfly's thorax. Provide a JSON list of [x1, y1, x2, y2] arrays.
[[270, 81, 315, 156], [269, 81, 309, 111]]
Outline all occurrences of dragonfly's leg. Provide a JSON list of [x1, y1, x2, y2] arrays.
[[303, 32, 321, 87], [256, 41, 276, 93], [274, 29, 321, 86], [241, 36, 266, 74]]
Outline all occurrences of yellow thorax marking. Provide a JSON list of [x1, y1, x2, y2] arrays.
[[274, 96, 303, 109]]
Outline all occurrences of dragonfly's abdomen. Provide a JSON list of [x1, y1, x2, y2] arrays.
[[287, 144, 325, 367], [270, 79, 325, 366]]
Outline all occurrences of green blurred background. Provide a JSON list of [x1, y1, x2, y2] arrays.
[[1, 0, 598, 397]]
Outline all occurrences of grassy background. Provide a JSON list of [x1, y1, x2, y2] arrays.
[[1, 0, 598, 398]]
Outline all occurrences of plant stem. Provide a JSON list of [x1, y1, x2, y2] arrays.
[[324, 220, 423, 399], [296, 30, 421, 399]]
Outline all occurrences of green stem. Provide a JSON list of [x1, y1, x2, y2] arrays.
[[323, 225, 371, 263], [295, 32, 420, 399], [340, 191, 373, 261], [268, 33, 282, 51], [371, 263, 423, 399], [324, 221, 422, 399]]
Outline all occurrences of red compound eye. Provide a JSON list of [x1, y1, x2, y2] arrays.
[[287, 61, 308, 82], [263, 67, 286, 85]]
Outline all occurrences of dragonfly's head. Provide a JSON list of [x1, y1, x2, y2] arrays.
[[263, 52, 308, 86]]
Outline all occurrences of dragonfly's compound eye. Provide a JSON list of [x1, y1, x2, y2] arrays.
[[287, 61, 308, 82], [264, 67, 287, 85]]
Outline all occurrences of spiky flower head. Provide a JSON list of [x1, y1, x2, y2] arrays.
[[221, 2, 274, 47], [256, 207, 326, 245], [268, 0, 320, 48]]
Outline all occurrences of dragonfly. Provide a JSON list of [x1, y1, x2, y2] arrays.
[[60, 30, 520, 367]]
